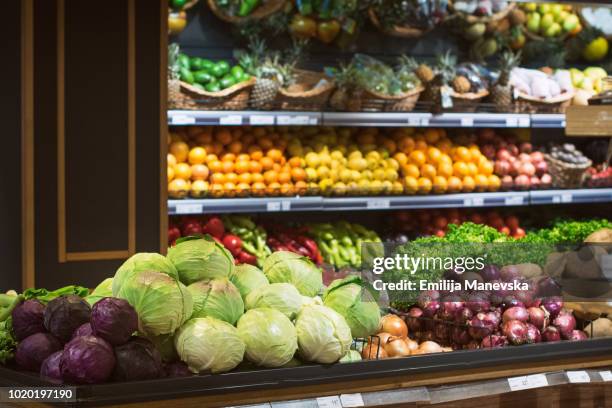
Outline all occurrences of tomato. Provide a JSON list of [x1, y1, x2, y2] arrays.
[[289, 15, 317, 38], [317, 20, 341, 44]]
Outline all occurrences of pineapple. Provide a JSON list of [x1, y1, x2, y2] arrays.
[[453, 76, 471, 93], [397, 55, 435, 84], [491, 51, 521, 112], [330, 63, 357, 111], [424, 52, 456, 112]]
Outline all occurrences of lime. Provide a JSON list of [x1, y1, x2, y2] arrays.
[[220, 75, 236, 89], [192, 83, 206, 91], [200, 59, 215, 72], [205, 82, 221, 92], [230, 65, 245, 80], [189, 57, 203, 71], [194, 70, 213, 84], [216, 61, 231, 76], [179, 67, 194, 84], [178, 54, 190, 70]]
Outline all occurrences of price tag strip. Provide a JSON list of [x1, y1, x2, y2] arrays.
[[600, 371, 612, 382], [316, 396, 342, 408], [366, 199, 390, 209], [507, 374, 549, 391], [340, 394, 364, 408], [175, 203, 203, 215], [566, 371, 590, 383]]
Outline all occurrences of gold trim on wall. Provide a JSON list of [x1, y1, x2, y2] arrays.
[[57, 0, 136, 263], [160, 0, 169, 254], [21, 0, 35, 289]]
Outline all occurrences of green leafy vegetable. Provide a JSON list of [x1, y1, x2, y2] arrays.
[[23, 286, 89, 304]]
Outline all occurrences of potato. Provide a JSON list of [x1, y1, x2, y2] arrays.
[[584, 228, 612, 244], [543, 252, 566, 279], [515, 263, 543, 279], [584, 317, 612, 338]]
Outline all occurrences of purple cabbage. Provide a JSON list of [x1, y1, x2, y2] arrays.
[[91, 297, 138, 346], [60, 335, 115, 384], [11, 299, 46, 341], [72, 323, 93, 339], [112, 337, 163, 381], [40, 351, 63, 382], [15, 333, 62, 371], [44, 295, 91, 343]]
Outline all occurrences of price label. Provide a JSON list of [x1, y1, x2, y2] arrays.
[[407, 116, 421, 126], [552, 193, 573, 204], [281, 200, 291, 211], [277, 115, 310, 125], [250, 115, 275, 125], [175, 203, 203, 215], [567, 371, 590, 383], [461, 117, 474, 127], [518, 117, 530, 127], [219, 115, 243, 125], [464, 197, 484, 207], [309, 117, 319, 125], [599, 371, 612, 382], [505, 195, 524, 206], [340, 394, 364, 408], [508, 374, 548, 391], [316, 396, 342, 408], [267, 202, 281, 212], [506, 117, 519, 127], [171, 115, 196, 125], [367, 199, 390, 209]]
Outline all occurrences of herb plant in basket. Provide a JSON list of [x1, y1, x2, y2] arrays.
[[369, 0, 450, 38]]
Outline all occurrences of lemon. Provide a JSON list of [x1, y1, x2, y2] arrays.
[[583, 37, 609, 62]]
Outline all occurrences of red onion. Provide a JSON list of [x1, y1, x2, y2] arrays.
[[434, 320, 450, 344], [468, 312, 497, 340], [515, 288, 536, 308], [406, 307, 423, 332], [455, 308, 474, 325], [500, 265, 521, 282], [486, 311, 501, 328], [542, 326, 561, 342], [536, 277, 562, 298], [451, 326, 472, 345], [464, 340, 480, 350], [502, 295, 525, 310], [503, 306, 529, 323], [418, 291, 441, 317], [502, 320, 528, 345], [553, 313, 576, 337], [480, 265, 501, 282], [439, 298, 465, 321], [525, 323, 541, 343], [481, 335, 508, 348], [527, 307, 548, 330], [565, 330, 588, 341], [466, 293, 491, 313], [542, 297, 564, 318]]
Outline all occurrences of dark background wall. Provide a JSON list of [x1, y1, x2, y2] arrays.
[[0, 2, 22, 292]]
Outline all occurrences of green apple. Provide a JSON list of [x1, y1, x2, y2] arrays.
[[524, 2, 537, 11], [584, 67, 607, 80], [540, 13, 555, 33], [556, 10, 569, 23], [527, 13, 541, 33], [538, 3, 551, 15], [550, 4, 563, 20], [562, 14, 579, 32], [581, 77, 594, 92], [570, 68, 584, 87], [544, 22, 561, 37]]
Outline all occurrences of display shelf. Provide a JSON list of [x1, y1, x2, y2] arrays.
[[168, 110, 555, 128], [169, 189, 612, 215]]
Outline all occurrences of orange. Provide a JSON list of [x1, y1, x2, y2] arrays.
[[221, 153, 236, 162], [215, 129, 232, 145], [409, 150, 427, 167], [467, 162, 478, 177], [235, 161, 250, 174], [167, 153, 177, 167], [280, 183, 294, 196], [209, 173, 226, 185], [251, 173, 264, 184], [223, 182, 237, 197], [420, 163, 437, 180], [206, 153, 218, 163], [462, 176, 476, 192], [225, 172, 238, 184], [253, 128, 267, 138], [393, 152, 408, 166], [453, 146, 471, 163], [438, 154, 452, 166], [417, 177, 432, 194], [236, 153, 251, 162], [211, 142, 224, 156], [228, 141, 243, 154], [208, 160, 223, 174], [415, 140, 428, 152], [289, 157, 303, 168], [437, 162, 453, 178], [169, 141, 189, 163], [436, 139, 453, 154], [174, 163, 192, 180], [168, 178, 189, 198], [191, 164, 209, 180], [188, 147, 207, 165], [267, 148, 283, 162], [167, 166, 175, 182], [248, 146, 264, 160], [424, 128, 440, 144], [263, 170, 278, 184], [474, 174, 489, 192], [447, 176, 463, 192], [249, 160, 263, 174], [260, 157, 274, 171], [294, 180, 308, 195], [266, 182, 281, 196], [427, 147, 442, 164], [291, 167, 307, 182], [190, 180, 209, 197], [238, 172, 252, 184], [488, 175, 501, 191], [403, 163, 420, 179], [242, 133, 255, 146], [251, 182, 266, 197], [432, 176, 448, 194], [209, 183, 224, 198], [398, 136, 415, 153], [272, 163, 282, 172], [277, 172, 292, 184], [231, 128, 243, 141], [468, 145, 482, 162], [258, 137, 274, 150], [221, 161, 235, 174], [236, 182, 251, 197], [478, 160, 494, 176], [404, 176, 418, 194], [194, 131, 213, 145], [453, 162, 469, 177], [382, 138, 397, 154]]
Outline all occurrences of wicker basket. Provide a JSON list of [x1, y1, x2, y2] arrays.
[[448, 89, 489, 112], [516, 91, 575, 113], [343, 86, 423, 112], [520, 25, 570, 42], [176, 78, 256, 110], [368, 8, 430, 38], [277, 70, 335, 111], [168, 78, 186, 109], [544, 153, 592, 188], [450, 2, 515, 24], [207, 0, 286, 23]]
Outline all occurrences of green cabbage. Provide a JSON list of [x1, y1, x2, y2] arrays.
[[112, 253, 178, 295], [85, 277, 113, 305], [237, 308, 297, 367], [262, 251, 323, 297], [323, 276, 381, 338], [168, 236, 234, 285], [229, 264, 269, 299], [175, 317, 245, 374], [188, 278, 244, 325], [117, 270, 193, 336], [295, 304, 352, 364], [245, 283, 302, 319], [339, 350, 362, 363]]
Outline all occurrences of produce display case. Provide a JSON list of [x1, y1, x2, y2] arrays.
[[2, 0, 612, 407]]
